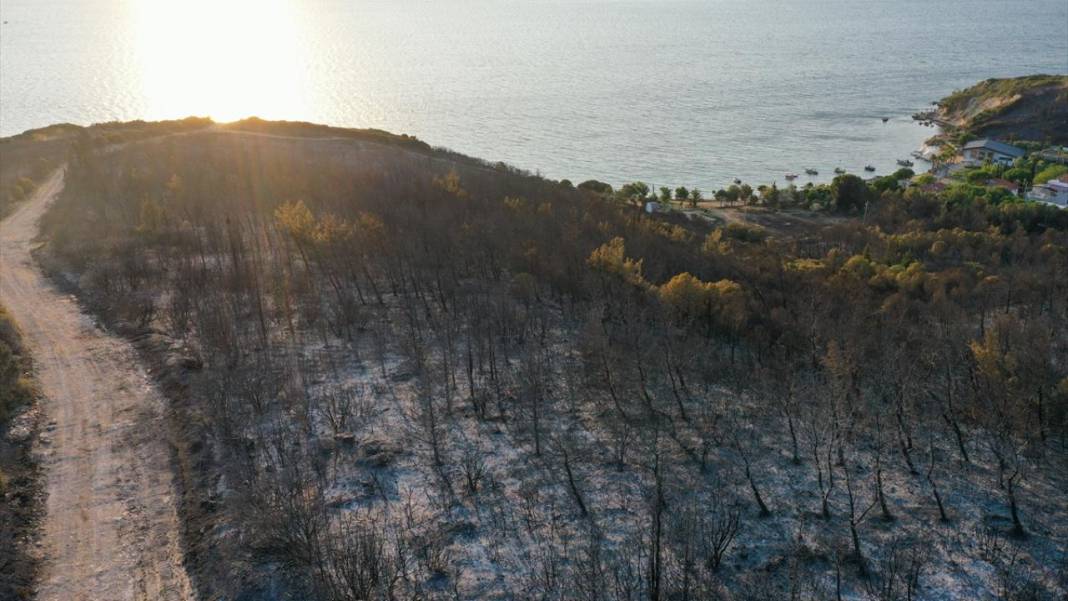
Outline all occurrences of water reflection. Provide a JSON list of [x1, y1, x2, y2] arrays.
[[135, 0, 309, 122]]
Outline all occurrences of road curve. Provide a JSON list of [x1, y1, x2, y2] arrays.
[[0, 169, 194, 601]]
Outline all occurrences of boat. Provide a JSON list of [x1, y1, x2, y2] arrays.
[[864, 165, 876, 172], [733, 178, 742, 185], [805, 168, 819, 176], [834, 168, 846, 175], [882, 117, 890, 123], [897, 159, 914, 167], [785, 173, 799, 181], [910, 151, 925, 160]]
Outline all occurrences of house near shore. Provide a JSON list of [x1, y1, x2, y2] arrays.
[[1028, 175, 1068, 208], [1036, 146, 1068, 165], [962, 139, 1025, 167]]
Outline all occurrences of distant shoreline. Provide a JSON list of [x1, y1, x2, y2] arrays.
[[6, 75, 1067, 194]]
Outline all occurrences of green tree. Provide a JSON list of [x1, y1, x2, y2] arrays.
[[1034, 164, 1068, 184], [675, 186, 689, 202], [689, 188, 703, 208], [1003, 167, 1030, 184], [965, 165, 999, 184], [871, 176, 899, 194], [763, 184, 780, 208], [740, 184, 753, 205], [659, 186, 673, 203], [619, 181, 651, 208], [831, 174, 871, 214], [577, 180, 613, 195], [714, 188, 730, 207]]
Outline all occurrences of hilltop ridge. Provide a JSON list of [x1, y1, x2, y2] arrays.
[[926, 75, 1068, 145]]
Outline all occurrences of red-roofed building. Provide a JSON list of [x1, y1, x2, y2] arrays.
[[986, 179, 1020, 194]]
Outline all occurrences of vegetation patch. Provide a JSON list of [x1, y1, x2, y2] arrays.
[[0, 305, 42, 601]]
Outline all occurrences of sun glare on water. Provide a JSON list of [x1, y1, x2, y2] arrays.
[[135, 0, 310, 123]]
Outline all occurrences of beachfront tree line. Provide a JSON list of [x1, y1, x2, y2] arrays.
[[582, 152, 1068, 222], [36, 129, 1068, 600]]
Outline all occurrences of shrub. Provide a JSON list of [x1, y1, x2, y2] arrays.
[[0, 308, 33, 424], [1034, 164, 1068, 184]]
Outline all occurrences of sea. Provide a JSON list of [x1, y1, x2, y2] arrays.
[[1, 0, 1066, 189]]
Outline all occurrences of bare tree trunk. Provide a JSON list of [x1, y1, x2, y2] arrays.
[[787, 413, 801, 465], [648, 446, 664, 601], [927, 442, 949, 523], [561, 446, 589, 518], [744, 459, 771, 517], [1006, 468, 1026, 538], [895, 402, 918, 475], [875, 453, 894, 522], [844, 459, 876, 576], [664, 355, 689, 422]]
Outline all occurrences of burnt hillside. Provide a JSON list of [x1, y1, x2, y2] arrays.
[[31, 123, 1068, 601]]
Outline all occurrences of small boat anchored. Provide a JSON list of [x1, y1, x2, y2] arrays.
[[881, 117, 890, 123], [733, 178, 742, 185], [785, 173, 799, 181], [805, 168, 819, 176], [864, 165, 876, 172], [897, 159, 914, 167], [834, 168, 846, 175]]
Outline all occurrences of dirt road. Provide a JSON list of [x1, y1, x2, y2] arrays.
[[0, 169, 194, 601]]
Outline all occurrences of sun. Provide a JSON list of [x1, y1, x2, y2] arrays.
[[135, 0, 310, 123]]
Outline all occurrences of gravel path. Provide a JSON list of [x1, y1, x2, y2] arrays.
[[0, 169, 194, 601]]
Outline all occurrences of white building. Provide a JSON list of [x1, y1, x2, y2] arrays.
[[1028, 177, 1068, 208], [1036, 146, 1068, 165], [961, 139, 1025, 167]]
